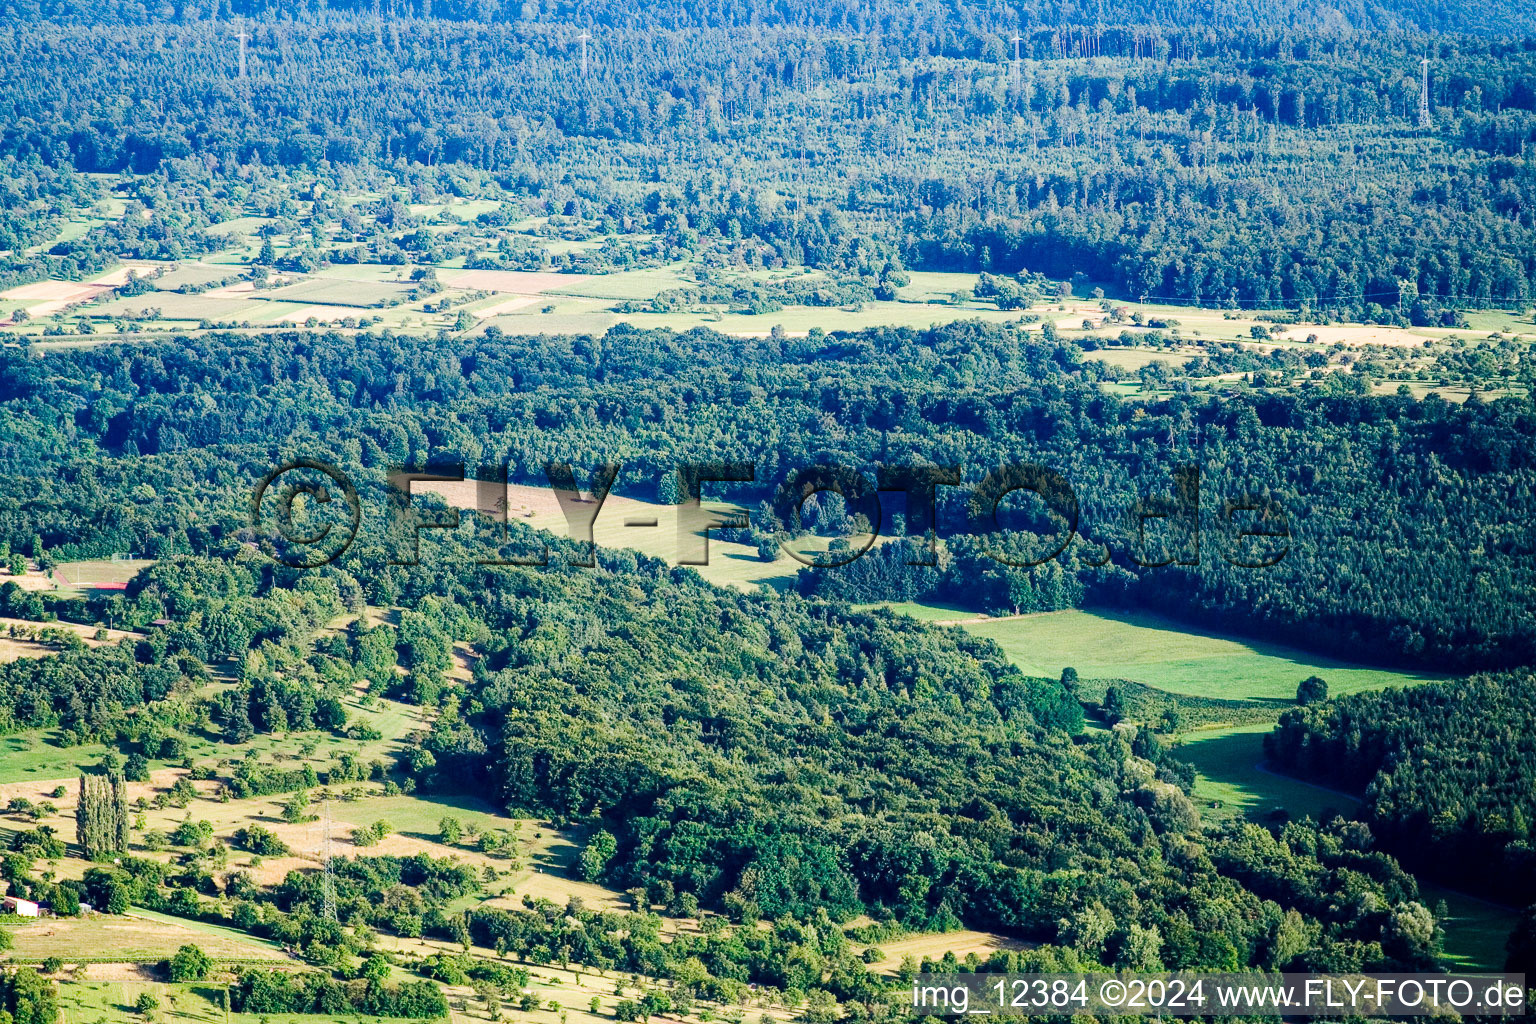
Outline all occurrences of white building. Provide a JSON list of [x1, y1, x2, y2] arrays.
[[2, 896, 40, 917]]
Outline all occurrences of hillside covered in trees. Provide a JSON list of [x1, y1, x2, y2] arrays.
[[0, 537, 1453, 975], [5, 323, 1536, 670], [1266, 673, 1536, 907], [0, 311, 1506, 981]]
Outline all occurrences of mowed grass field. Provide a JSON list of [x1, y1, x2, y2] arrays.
[[0, 729, 179, 785], [264, 278, 411, 306], [954, 608, 1442, 700], [861, 600, 976, 622], [58, 982, 227, 1024], [1423, 885, 1522, 971]]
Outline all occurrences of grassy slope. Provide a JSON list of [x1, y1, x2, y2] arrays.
[[1175, 724, 1358, 823], [7, 911, 284, 963], [956, 608, 1442, 701]]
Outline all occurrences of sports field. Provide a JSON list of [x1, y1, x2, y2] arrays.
[[42, 557, 155, 595]]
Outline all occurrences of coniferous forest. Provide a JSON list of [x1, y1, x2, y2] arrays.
[[0, 0, 1534, 1019]]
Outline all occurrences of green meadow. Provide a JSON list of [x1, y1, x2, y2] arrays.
[[1176, 724, 1358, 823], [955, 608, 1442, 701]]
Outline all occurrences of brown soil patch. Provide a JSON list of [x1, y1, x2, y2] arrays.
[[80, 963, 162, 981]]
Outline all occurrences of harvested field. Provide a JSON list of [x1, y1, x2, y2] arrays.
[[867, 930, 1030, 973], [473, 295, 545, 317], [5, 565, 63, 592], [412, 480, 887, 591], [92, 294, 255, 320], [148, 263, 236, 290], [269, 304, 359, 323], [1090, 347, 1195, 371], [489, 871, 630, 915], [0, 616, 138, 663], [202, 275, 300, 298], [0, 280, 112, 317], [5, 912, 287, 963], [202, 280, 259, 296], [90, 266, 156, 288], [1278, 324, 1435, 346], [1, 281, 103, 302], [413, 480, 797, 590], [77, 963, 162, 981], [443, 269, 588, 292], [0, 266, 157, 318], [264, 278, 409, 306]]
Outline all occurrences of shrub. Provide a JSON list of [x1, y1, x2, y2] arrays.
[[167, 943, 212, 982]]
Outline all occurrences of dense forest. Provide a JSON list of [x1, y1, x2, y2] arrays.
[[16, 0, 1536, 35], [1, 3, 1534, 317], [4, 323, 1536, 670], [0, 317, 1523, 991], [1266, 673, 1536, 908]]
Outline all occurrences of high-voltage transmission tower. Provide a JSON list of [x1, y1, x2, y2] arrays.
[[577, 30, 592, 76], [236, 21, 250, 80], [1418, 58, 1432, 129], [318, 800, 337, 922]]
